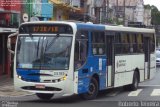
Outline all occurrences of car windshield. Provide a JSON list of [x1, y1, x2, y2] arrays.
[[16, 35, 72, 70]]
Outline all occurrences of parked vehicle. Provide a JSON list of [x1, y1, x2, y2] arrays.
[[156, 51, 160, 66], [156, 48, 160, 51]]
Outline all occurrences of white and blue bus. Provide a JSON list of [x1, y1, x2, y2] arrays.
[[10, 21, 156, 100]]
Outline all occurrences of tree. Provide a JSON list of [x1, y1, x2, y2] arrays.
[[144, 5, 160, 25]]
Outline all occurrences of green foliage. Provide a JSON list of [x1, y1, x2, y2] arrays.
[[144, 4, 151, 9], [151, 7, 160, 25], [104, 18, 123, 25], [144, 5, 160, 25], [116, 20, 123, 25]]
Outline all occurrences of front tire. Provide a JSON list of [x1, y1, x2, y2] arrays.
[[80, 78, 98, 100], [36, 93, 54, 100]]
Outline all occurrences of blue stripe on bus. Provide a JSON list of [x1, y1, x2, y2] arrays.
[[75, 24, 107, 94], [77, 56, 107, 94], [76, 23, 105, 31], [16, 69, 40, 82]]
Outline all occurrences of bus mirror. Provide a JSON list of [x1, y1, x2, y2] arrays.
[[7, 32, 18, 54], [7, 38, 12, 53]]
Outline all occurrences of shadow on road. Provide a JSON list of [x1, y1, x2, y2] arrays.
[[23, 95, 85, 104], [22, 87, 125, 103]]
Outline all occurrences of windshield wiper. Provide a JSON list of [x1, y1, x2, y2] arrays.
[[44, 35, 59, 52], [36, 38, 40, 58]]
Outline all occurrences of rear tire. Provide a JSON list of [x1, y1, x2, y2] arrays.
[[124, 72, 139, 91], [36, 93, 54, 100], [80, 78, 98, 100]]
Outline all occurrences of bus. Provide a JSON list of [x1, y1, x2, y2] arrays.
[[8, 21, 156, 100]]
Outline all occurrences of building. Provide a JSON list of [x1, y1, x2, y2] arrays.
[[77, 0, 111, 23], [41, 0, 53, 20], [76, 0, 146, 25], [32, 0, 53, 21], [0, 0, 20, 77], [143, 8, 151, 27], [21, 0, 53, 22], [49, 0, 81, 21], [110, 0, 145, 26]]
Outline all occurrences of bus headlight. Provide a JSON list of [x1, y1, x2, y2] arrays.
[[60, 75, 67, 81]]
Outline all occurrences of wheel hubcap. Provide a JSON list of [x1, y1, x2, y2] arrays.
[[88, 83, 95, 95]]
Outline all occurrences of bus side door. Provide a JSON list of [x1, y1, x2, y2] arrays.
[[144, 36, 151, 80], [106, 32, 115, 87]]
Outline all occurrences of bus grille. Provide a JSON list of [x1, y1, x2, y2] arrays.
[[21, 77, 62, 83], [21, 86, 62, 91]]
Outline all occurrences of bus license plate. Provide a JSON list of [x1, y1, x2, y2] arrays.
[[35, 85, 45, 89]]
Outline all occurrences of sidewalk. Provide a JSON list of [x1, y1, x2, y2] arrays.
[[0, 75, 34, 97]]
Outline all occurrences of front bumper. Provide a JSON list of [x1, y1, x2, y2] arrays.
[[14, 77, 75, 96]]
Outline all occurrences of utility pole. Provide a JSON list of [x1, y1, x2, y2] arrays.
[[102, 0, 106, 24], [83, 0, 87, 22], [107, 0, 109, 23], [116, 0, 118, 23], [123, 0, 125, 26]]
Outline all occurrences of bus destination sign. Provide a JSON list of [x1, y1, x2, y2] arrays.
[[19, 24, 73, 34], [33, 26, 58, 33]]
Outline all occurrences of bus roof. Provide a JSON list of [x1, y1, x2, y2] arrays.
[[20, 21, 155, 34], [104, 25, 155, 33]]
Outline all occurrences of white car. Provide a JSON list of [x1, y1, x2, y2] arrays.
[[156, 51, 160, 66], [156, 48, 160, 51]]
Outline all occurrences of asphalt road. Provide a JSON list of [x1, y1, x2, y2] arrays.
[[1, 68, 160, 107]]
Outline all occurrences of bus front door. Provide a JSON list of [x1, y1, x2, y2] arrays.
[[106, 34, 115, 87], [144, 37, 151, 80]]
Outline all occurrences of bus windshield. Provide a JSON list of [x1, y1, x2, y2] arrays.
[[16, 35, 72, 70]]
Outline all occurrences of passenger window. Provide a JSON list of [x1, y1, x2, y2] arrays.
[[115, 32, 129, 54], [150, 34, 155, 53], [137, 34, 144, 53], [129, 33, 137, 53], [91, 32, 105, 55]]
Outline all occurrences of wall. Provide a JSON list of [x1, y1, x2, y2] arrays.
[[0, 0, 20, 27], [41, 0, 53, 20], [0, 0, 20, 77], [134, 1, 144, 23], [32, 0, 42, 17], [71, 0, 80, 8], [143, 9, 151, 26]]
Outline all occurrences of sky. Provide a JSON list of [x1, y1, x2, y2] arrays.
[[144, 0, 160, 10]]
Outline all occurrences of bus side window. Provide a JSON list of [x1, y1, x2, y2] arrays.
[[115, 33, 121, 54], [150, 34, 155, 53], [93, 48, 97, 54], [92, 32, 105, 55], [120, 33, 129, 54], [129, 33, 135, 53], [136, 34, 144, 53], [115, 32, 129, 54], [74, 30, 88, 70]]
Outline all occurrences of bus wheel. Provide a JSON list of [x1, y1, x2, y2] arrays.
[[36, 93, 54, 100], [80, 78, 98, 100], [124, 72, 139, 91]]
